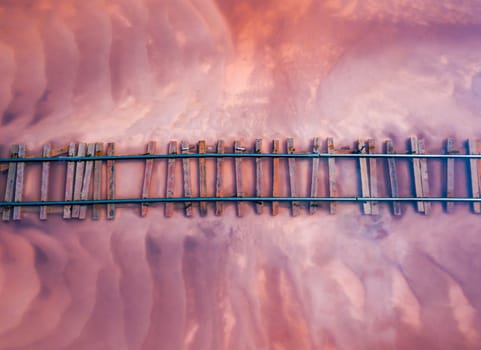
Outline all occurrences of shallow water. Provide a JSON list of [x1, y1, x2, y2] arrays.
[[1, 1, 481, 349]]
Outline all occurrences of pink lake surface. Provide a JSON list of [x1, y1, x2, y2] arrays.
[[1, 1, 481, 349]]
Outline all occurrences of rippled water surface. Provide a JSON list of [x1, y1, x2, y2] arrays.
[[1, 1, 481, 349]]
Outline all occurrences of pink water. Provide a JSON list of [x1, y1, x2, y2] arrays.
[[1, 1, 481, 349]]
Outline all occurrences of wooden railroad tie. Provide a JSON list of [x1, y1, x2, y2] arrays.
[[386, 139, 401, 216], [215, 140, 224, 216], [287, 138, 300, 217], [141, 141, 156, 217], [255, 139, 263, 215], [63, 143, 76, 219], [92, 143, 103, 220], [309, 137, 320, 215], [272, 139, 280, 216], [445, 137, 456, 213], [165, 141, 177, 217], [39, 144, 51, 220], [1, 137, 481, 221], [198, 140, 208, 216], [234, 141, 245, 217], [327, 137, 337, 214], [3, 145, 17, 221]]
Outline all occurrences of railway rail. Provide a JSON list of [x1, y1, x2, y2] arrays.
[[1, 136, 481, 221]]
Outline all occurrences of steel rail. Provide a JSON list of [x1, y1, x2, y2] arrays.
[[1, 197, 481, 207], [0, 153, 481, 163]]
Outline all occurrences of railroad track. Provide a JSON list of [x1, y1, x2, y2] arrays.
[[1, 137, 481, 221]]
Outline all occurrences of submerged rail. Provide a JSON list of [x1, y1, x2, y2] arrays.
[[3, 153, 481, 163], [1, 137, 481, 221], [3, 197, 481, 207]]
